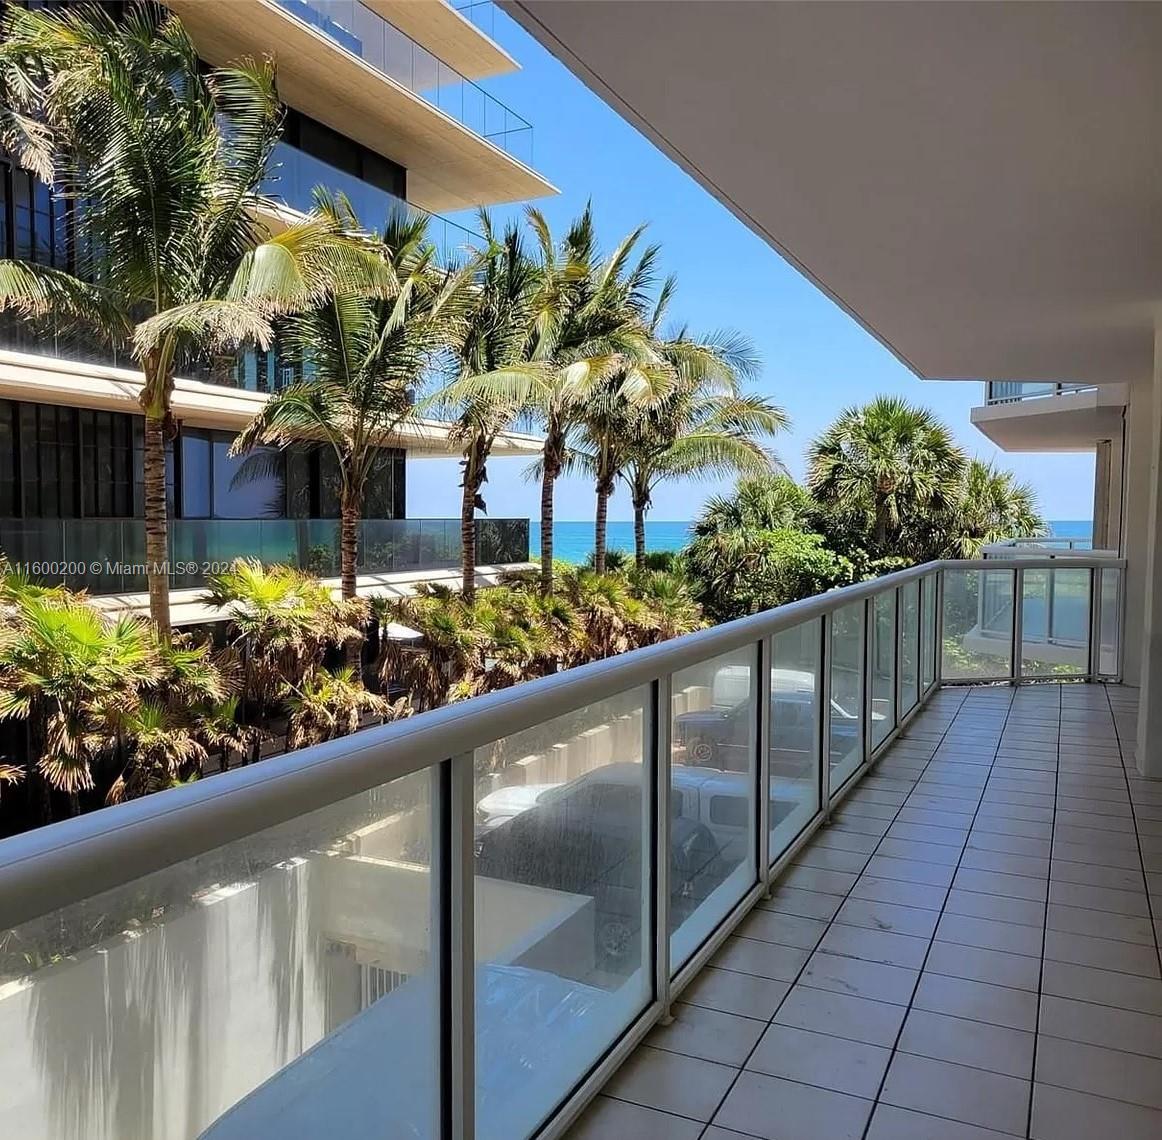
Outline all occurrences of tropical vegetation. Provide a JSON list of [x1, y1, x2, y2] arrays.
[[0, 5, 1049, 838]]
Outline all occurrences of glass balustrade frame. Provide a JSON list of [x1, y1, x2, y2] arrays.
[[0, 554, 1125, 1140]]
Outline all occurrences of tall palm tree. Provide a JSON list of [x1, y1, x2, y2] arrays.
[[438, 213, 540, 604], [234, 205, 471, 608], [0, 3, 378, 637], [807, 396, 967, 556], [618, 314, 783, 568], [528, 211, 668, 587]]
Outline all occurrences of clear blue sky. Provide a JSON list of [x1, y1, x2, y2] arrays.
[[407, 7, 1093, 525]]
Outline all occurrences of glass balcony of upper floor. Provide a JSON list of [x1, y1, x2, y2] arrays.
[[274, 0, 534, 167], [0, 515, 529, 595], [0, 551, 1145, 1140], [985, 380, 1098, 404]]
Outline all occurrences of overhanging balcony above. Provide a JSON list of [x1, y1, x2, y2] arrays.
[[970, 381, 1129, 452], [168, 0, 557, 212]]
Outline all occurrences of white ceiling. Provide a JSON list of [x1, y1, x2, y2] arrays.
[[507, 1, 1162, 386]]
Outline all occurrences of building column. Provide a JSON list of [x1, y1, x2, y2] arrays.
[[1134, 325, 1162, 777]]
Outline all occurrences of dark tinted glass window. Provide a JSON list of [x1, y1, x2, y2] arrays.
[[180, 429, 284, 519], [0, 402, 15, 516]]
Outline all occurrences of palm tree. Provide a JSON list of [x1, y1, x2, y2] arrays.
[[234, 205, 471, 612], [807, 396, 967, 556], [285, 666, 406, 750], [204, 559, 366, 743], [619, 321, 783, 568], [446, 209, 664, 593], [0, 4, 378, 637], [438, 213, 540, 604], [945, 459, 1047, 557], [524, 209, 663, 590], [0, 586, 160, 813]]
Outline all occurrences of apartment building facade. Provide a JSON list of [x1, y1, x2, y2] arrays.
[[0, 0, 554, 612]]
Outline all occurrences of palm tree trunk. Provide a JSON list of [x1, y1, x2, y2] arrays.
[[461, 462, 478, 605], [633, 493, 648, 571], [594, 483, 610, 574], [142, 408, 171, 640], [540, 422, 564, 596], [340, 486, 362, 671], [339, 487, 359, 600], [540, 462, 557, 596], [874, 496, 890, 553]]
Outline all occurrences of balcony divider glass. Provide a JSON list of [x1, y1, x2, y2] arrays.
[[0, 555, 1124, 1140], [0, 516, 529, 593]]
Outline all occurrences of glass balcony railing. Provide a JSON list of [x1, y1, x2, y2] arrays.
[[262, 142, 483, 261], [0, 145, 482, 391], [0, 553, 1126, 1140], [0, 515, 529, 594], [276, 0, 534, 167], [985, 381, 1096, 404]]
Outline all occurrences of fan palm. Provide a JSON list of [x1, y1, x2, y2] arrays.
[[285, 666, 406, 750], [204, 559, 366, 737], [0, 588, 160, 809], [945, 459, 1047, 558], [807, 396, 967, 556], [0, 3, 381, 637], [234, 204, 472, 616]]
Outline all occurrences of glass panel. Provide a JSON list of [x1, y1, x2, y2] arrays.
[[669, 646, 757, 970], [0, 768, 437, 1140], [870, 591, 896, 750], [1021, 567, 1090, 677], [1099, 567, 1121, 677], [474, 689, 651, 1140], [921, 573, 937, 690], [828, 602, 865, 790], [941, 568, 1014, 680], [771, 620, 822, 860], [899, 581, 920, 718]]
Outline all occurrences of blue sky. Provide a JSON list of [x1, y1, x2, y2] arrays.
[[408, 8, 1094, 525]]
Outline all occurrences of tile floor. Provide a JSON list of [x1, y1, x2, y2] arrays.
[[568, 683, 1162, 1139]]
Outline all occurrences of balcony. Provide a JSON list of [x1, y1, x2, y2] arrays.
[[273, 0, 534, 166], [168, 0, 557, 212], [986, 382, 1098, 404], [4, 554, 1157, 1140], [0, 515, 529, 594]]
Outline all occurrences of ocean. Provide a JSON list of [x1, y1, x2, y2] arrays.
[[530, 519, 1094, 564]]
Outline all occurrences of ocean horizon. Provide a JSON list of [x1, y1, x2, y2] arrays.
[[531, 518, 1094, 564]]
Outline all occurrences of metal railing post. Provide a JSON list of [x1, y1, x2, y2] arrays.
[[653, 675, 673, 1024], [862, 596, 873, 764], [934, 569, 945, 690], [893, 585, 903, 723], [757, 638, 772, 888], [1012, 568, 1024, 684], [1087, 566, 1101, 680], [820, 614, 832, 816], [442, 754, 476, 1140]]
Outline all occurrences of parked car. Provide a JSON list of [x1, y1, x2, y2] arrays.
[[673, 666, 876, 771]]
